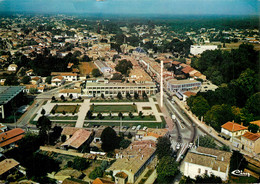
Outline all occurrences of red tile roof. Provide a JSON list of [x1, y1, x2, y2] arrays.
[[61, 129, 92, 149], [242, 132, 260, 141], [221, 122, 248, 132], [181, 66, 194, 74], [0, 128, 25, 148]]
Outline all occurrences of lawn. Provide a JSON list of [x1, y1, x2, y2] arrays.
[[85, 115, 156, 121], [52, 105, 80, 114], [142, 106, 152, 110], [79, 62, 97, 76], [90, 105, 137, 113], [49, 116, 78, 120], [51, 99, 84, 103]]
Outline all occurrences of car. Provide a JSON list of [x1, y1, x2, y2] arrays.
[[136, 125, 141, 130], [189, 142, 193, 148], [176, 143, 181, 150], [132, 126, 136, 130], [143, 126, 147, 131], [177, 135, 182, 142]]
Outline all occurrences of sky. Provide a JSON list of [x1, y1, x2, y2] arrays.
[[0, 0, 258, 16]]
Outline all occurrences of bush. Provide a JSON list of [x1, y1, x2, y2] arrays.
[[89, 167, 104, 179]]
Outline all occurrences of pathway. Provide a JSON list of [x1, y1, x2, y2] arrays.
[[75, 99, 90, 128]]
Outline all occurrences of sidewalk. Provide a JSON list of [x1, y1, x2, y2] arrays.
[[75, 99, 90, 128]]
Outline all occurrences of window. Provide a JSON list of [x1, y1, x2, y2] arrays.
[[198, 168, 201, 174]]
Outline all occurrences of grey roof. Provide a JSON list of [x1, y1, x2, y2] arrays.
[[0, 86, 25, 105]]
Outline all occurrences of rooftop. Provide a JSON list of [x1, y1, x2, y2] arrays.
[[242, 132, 260, 142], [221, 121, 248, 132], [250, 120, 260, 127], [0, 86, 25, 105], [0, 159, 19, 175], [184, 147, 232, 173], [61, 129, 92, 149], [0, 128, 25, 147]]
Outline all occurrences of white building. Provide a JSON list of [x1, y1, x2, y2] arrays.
[[190, 45, 218, 55], [58, 88, 81, 99], [183, 147, 232, 181], [220, 121, 248, 141], [51, 72, 78, 81], [7, 64, 18, 72]]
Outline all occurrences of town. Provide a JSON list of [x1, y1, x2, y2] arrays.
[[0, 13, 259, 184]]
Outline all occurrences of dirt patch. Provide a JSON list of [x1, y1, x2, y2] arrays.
[[79, 62, 97, 77]]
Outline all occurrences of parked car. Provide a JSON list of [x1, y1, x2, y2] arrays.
[[136, 125, 141, 130], [132, 126, 136, 130]]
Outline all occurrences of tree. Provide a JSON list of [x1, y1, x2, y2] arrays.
[[101, 93, 105, 99], [117, 92, 122, 99], [101, 127, 120, 152], [248, 124, 259, 133], [156, 137, 173, 159], [119, 139, 131, 149], [195, 174, 222, 184], [156, 156, 179, 184], [139, 111, 143, 118], [89, 167, 104, 179], [86, 110, 93, 119], [129, 112, 133, 119], [118, 112, 123, 119], [45, 76, 52, 84], [51, 96, 56, 101], [187, 96, 210, 118], [245, 92, 260, 118], [36, 116, 52, 143], [41, 108, 46, 116], [126, 92, 131, 99], [29, 88, 37, 94], [62, 110, 66, 115], [70, 157, 90, 171], [229, 151, 248, 173], [220, 145, 230, 152], [97, 112, 103, 120], [51, 109, 55, 115], [22, 76, 31, 84], [115, 59, 133, 76], [134, 92, 139, 99], [127, 132, 133, 139], [69, 94, 73, 99], [60, 95, 65, 101], [111, 73, 122, 80], [92, 68, 102, 77], [61, 135, 66, 142], [142, 91, 148, 99], [197, 135, 216, 149]]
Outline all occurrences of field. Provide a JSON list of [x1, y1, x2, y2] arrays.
[[52, 105, 80, 113], [78, 62, 97, 76], [221, 42, 260, 51], [90, 105, 137, 113]]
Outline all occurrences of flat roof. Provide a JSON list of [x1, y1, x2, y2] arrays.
[[0, 86, 25, 105], [168, 79, 201, 85]]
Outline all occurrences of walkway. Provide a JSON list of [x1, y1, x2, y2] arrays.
[[75, 99, 90, 128]]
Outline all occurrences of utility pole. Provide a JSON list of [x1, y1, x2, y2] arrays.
[[160, 60, 163, 108]]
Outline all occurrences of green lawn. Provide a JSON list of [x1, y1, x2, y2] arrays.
[[142, 106, 152, 110], [49, 116, 78, 120], [52, 105, 80, 113], [90, 98, 149, 103], [90, 105, 137, 113]]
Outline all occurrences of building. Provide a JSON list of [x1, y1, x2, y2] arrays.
[[84, 81, 156, 98], [51, 72, 78, 81], [94, 60, 113, 74], [0, 123, 8, 134], [220, 121, 248, 141], [0, 86, 25, 119], [190, 45, 218, 55], [51, 76, 65, 86], [106, 140, 156, 184], [0, 128, 25, 149], [61, 128, 93, 150], [7, 64, 18, 72], [183, 147, 232, 181], [59, 88, 82, 99], [167, 79, 201, 92], [0, 159, 20, 180], [241, 132, 260, 154]]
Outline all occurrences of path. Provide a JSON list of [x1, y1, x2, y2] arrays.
[[75, 99, 90, 128]]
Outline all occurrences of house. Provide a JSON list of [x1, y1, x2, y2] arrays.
[[0, 123, 7, 134], [183, 147, 232, 181], [92, 178, 114, 184], [0, 128, 25, 149], [51, 72, 78, 81], [167, 79, 201, 92], [61, 128, 93, 150], [241, 132, 260, 154], [220, 121, 248, 141], [0, 79, 6, 86], [135, 128, 169, 141], [30, 76, 42, 85], [106, 140, 156, 184], [7, 64, 18, 72], [59, 88, 82, 99], [51, 76, 65, 86], [26, 69, 33, 76], [182, 91, 196, 101], [0, 159, 20, 180]]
